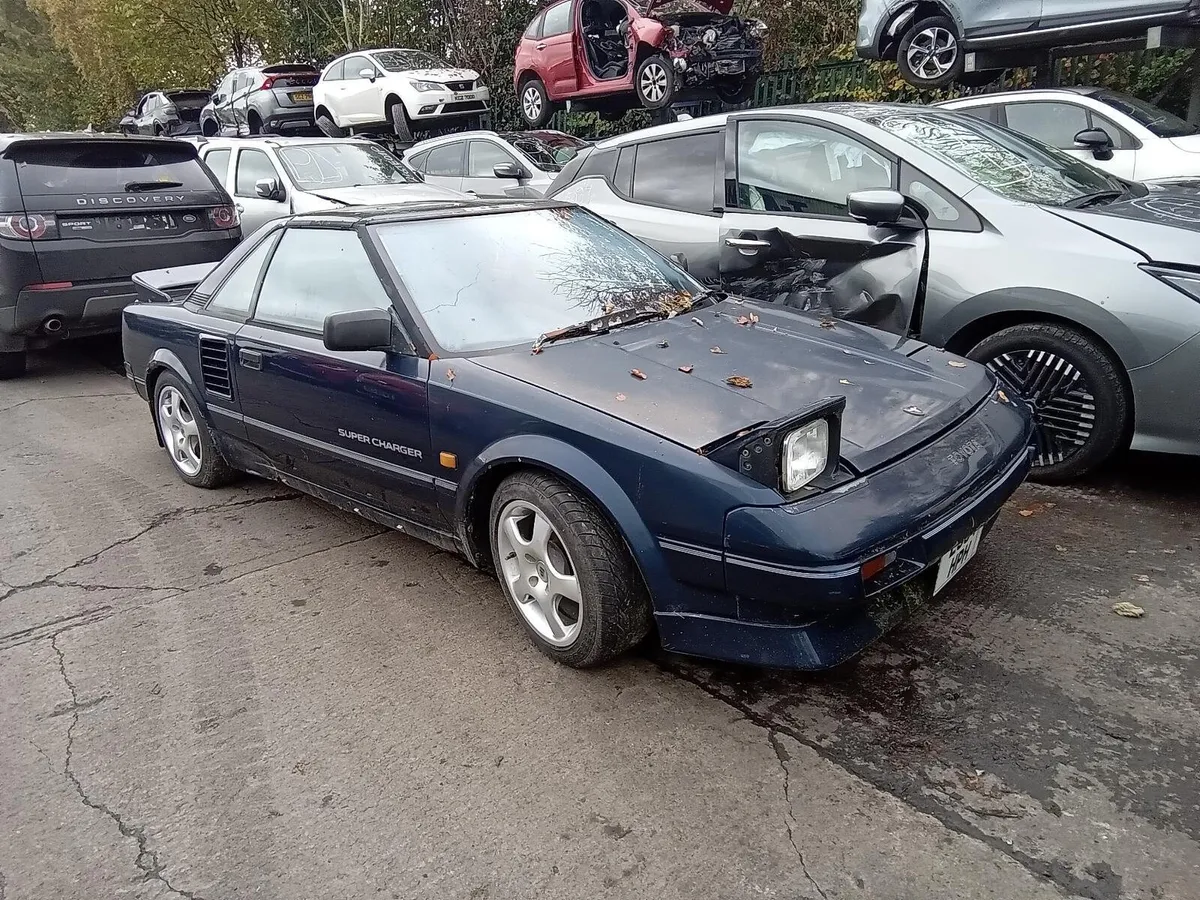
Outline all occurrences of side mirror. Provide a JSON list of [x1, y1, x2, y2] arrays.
[[493, 162, 528, 179], [359, 67, 378, 81], [323, 308, 393, 352], [669, 252, 689, 272], [1074, 127, 1115, 161], [255, 176, 285, 202], [848, 189, 907, 227]]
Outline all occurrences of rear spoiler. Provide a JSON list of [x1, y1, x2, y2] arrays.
[[261, 64, 318, 74], [132, 262, 217, 303]]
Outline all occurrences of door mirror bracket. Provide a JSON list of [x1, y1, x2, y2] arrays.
[[255, 176, 285, 202], [323, 308, 395, 352]]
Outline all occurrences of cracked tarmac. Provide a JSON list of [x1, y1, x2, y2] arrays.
[[1, 340, 1198, 900]]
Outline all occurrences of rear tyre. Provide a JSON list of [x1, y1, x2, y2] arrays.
[[390, 102, 413, 142], [201, 117, 218, 137], [896, 15, 964, 89], [0, 350, 27, 380], [520, 78, 554, 128], [715, 75, 758, 105], [489, 471, 652, 668], [247, 112, 262, 135], [967, 323, 1130, 483], [153, 373, 236, 489], [635, 54, 676, 110], [315, 111, 346, 138]]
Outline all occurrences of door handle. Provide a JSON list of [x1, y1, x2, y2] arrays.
[[536, 42, 546, 50], [724, 236, 772, 249], [239, 348, 266, 370]]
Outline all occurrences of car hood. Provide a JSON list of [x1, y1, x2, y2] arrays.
[[646, 0, 735, 14], [474, 300, 996, 473], [1048, 188, 1200, 264], [1168, 133, 1200, 153], [304, 183, 465, 205], [399, 67, 479, 81]]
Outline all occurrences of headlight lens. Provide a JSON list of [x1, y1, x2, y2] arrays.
[[782, 419, 829, 492], [410, 80, 442, 92], [1141, 264, 1200, 302]]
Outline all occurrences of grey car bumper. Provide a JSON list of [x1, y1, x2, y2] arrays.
[[1129, 330, 1200, 456]]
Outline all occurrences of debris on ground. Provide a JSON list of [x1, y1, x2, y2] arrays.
[[1133, 574, 1151, 583], [1112, 602, 1145, 618]]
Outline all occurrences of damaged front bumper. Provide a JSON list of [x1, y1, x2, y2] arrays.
[[654, 393, 1035, 669]]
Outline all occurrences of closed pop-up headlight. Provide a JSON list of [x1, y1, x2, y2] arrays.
[[704, 397, 845, 496], [783, 419, 829, 492]]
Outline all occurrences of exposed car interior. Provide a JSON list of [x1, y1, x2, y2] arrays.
[[582, 0, 631, 80], [737, 130, 893, 215]]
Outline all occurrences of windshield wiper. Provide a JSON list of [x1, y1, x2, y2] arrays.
[[125, 180, 183, 192], [1064, 189, 1126, 209], [534, 307, 671, 350]]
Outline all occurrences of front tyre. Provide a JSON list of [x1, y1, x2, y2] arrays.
[[315, 111, 346, 138], [390, 101, 413, 142], [896, 15, 964, 89], [635, 54, 676, 110], [489, 471, 652, 668], [520, 78, 554, 128], [967, 323, 1130, 483], [154, 373, 236, 489]]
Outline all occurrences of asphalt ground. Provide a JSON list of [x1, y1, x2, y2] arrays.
[[1, 338, 1197, 900]]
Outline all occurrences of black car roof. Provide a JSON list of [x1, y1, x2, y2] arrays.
[[291, 198, 572, 228], [0, 132, 197, 156]]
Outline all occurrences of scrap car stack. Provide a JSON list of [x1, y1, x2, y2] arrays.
[[2, 0, 1199, 670]]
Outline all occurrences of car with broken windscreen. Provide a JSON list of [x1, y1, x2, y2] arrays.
[[514, 0, 766, 128], [122, 198, 1033, 671], [194, 136, 465, 236]]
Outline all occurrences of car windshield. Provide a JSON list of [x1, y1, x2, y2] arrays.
[[502, 133, 589, 171], [372, 49, 450, 72], [1092, 90, 1200, 138], [276, 143, 423, 190], [376, 207, 703, 353], [855, 107, 1122, 206]]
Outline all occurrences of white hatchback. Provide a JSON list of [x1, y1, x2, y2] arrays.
[[937, 87, 1200, 185], [313, 48, 491, 143]]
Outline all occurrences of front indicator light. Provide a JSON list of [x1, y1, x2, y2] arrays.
[[1141, 264, 1200, 303], [782, 419, 829, 492]]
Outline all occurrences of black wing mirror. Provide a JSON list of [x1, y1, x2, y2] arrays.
[[255, 176, 285, 202], [1074, 128, 1115, 161], [848, 189, 909, 227], [493, 162, 529, 180], [323, 308, 393, 352]]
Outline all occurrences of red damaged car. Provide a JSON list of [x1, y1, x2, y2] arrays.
[[514, 0, 766, 127]]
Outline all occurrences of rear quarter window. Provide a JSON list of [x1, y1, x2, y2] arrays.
[[9, 142, 218, 195]]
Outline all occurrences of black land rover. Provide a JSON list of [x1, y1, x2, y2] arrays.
[[0, 133, 241, 378]]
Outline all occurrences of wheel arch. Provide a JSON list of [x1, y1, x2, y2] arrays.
[[881, 2, 954, 57], [144, 349, 206, 449], [384, 92, 404, 114], [455, 435, 672, 605], [314, 104, 337, 125]]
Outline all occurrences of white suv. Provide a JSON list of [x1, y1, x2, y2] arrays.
[[313, 48, 490, 143]]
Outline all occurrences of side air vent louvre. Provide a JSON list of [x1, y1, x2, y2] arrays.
[[198, 336, 232, 399]]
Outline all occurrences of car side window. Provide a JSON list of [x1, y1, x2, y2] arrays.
[[735, 120, 894, 217], [959, 104, 999, 125], [252, 228, 392, 333], [425, 143, 466, 177], [525, 11, 546, 38], [344, 55, 374, 79], [235, 148, 281, 198], [203, 148, 232, 186], [324, 59, 345, 81], [405, 150, 430, 173], [206, 230, 281, 317], [1003, 102, 1091, 149], [630, 131, 720, 213], [1090, 112, 1132, 150], [468, 141, 517, 177], [217, 74, 235, 100], [542, 1, 572, 36], [899, 161, 980, 233]]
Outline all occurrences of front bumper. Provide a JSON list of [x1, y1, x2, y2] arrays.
[[1128, 329, 1200, 456], [409, 88, 491, 120], [656, 393, 1035, 669]]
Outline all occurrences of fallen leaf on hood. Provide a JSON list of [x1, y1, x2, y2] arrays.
[[710, 346, 726, 354], [903, 406, 925, 417], [996, 389, 1009, 403], [445, 369, 455, 382], [749, 312, 759, 325], [1112, 602, 1145, 618], [819, 318, 837, 329], [839, 379, 854, 386], [1133, 574, 1151, 583], [1018, 509, 1035, 517], [948, 360, 968, 368], [726, 375, 753, 389], [1044, 502, 1056, 508], [678, 365, 694, 374], [691, 316, 705, 327], [428, 353, 439, 361], [736, 315, 752, 326], [1055, 545, 1067, 552], [658, 340, 669, 348], [630, 369, 647, 380], [530, 346, 543, 355], [615, 393, 627, 401]]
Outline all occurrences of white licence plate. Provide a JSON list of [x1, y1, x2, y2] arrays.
[[933, 527, 983, 595], [452, 92, 476, 102]]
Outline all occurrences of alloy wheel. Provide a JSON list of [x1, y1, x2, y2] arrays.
[[906, 27, 958, 80], [640, 63, 668, 104], [986, 350, 1097, 467], [495, 499, 583, 648], [523, 86, 542, 121], [157, 386, 203, 477]]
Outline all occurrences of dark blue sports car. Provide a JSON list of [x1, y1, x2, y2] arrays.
[[122, 199, 1034, 669]]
